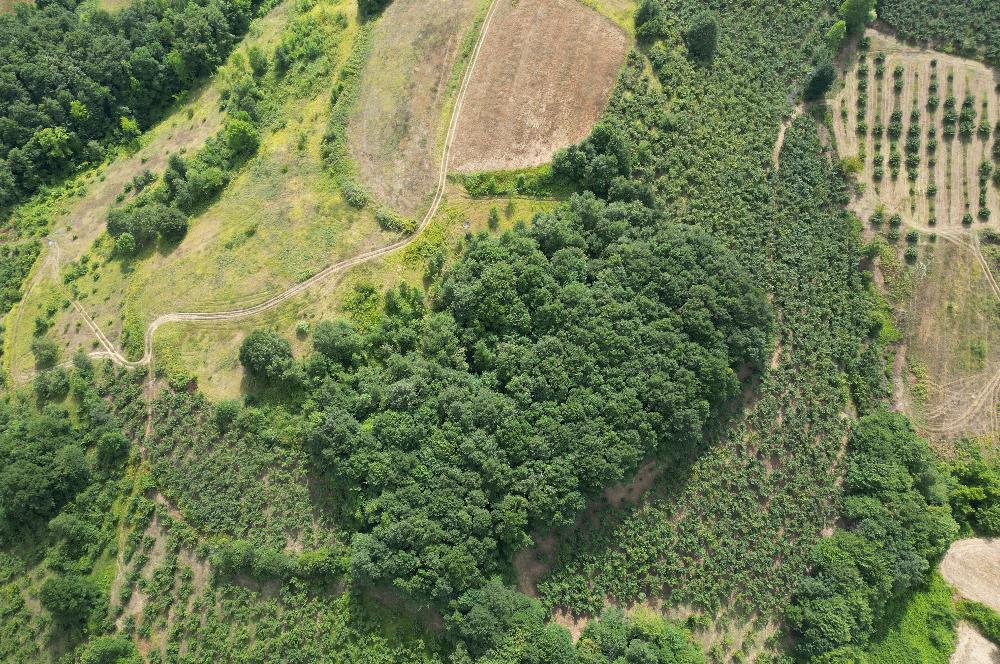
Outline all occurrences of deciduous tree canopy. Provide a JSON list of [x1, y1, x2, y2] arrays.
[[0, 0, 269, 212], [787, 410, 958, 658], [308, 190, 772, 603]]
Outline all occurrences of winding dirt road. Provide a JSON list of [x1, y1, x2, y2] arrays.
[[35, 0, 501, 383]]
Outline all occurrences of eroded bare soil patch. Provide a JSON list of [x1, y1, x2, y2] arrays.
[[952, 621, 1000, 664], [450, 0, 628, 173], [941, 538, 1000, 613]]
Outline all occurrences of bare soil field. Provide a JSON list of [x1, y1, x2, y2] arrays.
[[941, 538, 1000, 613], [895, 240, 1000, 443], [833, 28, 1000, 230], [952, 622, 1000, 664], [449, 0, 628, 173], [347, 0, 483, 217]]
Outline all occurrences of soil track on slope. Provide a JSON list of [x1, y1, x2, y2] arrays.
[[449, 0, 628, 173], [28, 0, 503, 385], [952, 622, 1000, 664]]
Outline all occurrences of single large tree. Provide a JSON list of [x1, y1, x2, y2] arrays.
[[804, 62, 837, 101], [40, 574, 100, 625], [239, 329, 293, 382], [685, 11, 719, 61], [839, 0, 876, 33]]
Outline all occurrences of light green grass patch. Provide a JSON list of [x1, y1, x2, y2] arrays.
[[865, 573, 957, 664], [453, 163, 577, 199], [957, 599, 1000, 646], [577, 0, 638, 33]]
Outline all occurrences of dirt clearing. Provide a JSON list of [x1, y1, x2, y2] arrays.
[[347, 0, 483, 217], [837, 30, 1000, 444], [952, 622, 1000, 664], [450, 0, 628, 173], [0, 0, 30, 11], [941, 539, 1000, 613]]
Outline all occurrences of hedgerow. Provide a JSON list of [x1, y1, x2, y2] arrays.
[[320, 22, 376, 207], [877, 0, 1000, 67]]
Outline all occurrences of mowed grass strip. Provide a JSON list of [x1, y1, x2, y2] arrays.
[[346, 0, 485, 218]]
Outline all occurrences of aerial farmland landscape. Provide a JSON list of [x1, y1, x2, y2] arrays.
[[1, 0, 1000, 662]]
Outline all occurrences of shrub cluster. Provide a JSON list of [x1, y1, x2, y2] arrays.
[[106, 118, 259, 256], [787, 411, 957, 659]]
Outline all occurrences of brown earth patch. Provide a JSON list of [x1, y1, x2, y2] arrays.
[[513, 458, 662, 599], [0, 0, 30, 11], [347, 0, 483, 217], [952, 621, 1000, 664], [513, 534, 555, 599], [449, 0, 628, 173], [941, 538, 1000, 613]]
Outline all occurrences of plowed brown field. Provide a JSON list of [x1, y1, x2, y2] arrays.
[[449, 0, 628, 173]]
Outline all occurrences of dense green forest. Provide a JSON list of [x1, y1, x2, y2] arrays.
[[306, 197, 771, 603], [0, 0, 273, 215], [4, 0, 1000, 661], [538, 0, 885, 635], [787, 410, 957, 659]]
